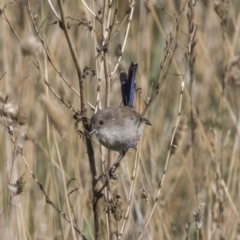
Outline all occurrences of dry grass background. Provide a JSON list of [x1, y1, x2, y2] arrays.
[[0, 0, 240, 239]]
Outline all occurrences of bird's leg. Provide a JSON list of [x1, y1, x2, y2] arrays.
[[96, 149, 128, 194], [109, 149, 128, 179], [96, 149, 128, 181]]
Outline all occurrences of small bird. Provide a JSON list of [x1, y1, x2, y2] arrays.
[[90, 106, 151, 154]]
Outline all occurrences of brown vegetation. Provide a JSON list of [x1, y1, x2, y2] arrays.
[[0, 0, 240, 239]]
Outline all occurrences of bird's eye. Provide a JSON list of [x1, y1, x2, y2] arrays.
[[99, 120, 104, 125]]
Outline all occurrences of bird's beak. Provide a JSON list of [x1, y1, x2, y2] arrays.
[[90, 128, 97, 135]]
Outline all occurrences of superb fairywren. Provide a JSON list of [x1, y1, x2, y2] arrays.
[[90, 63, 151, 154]]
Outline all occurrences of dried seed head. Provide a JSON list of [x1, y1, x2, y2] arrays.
[[40, 95, 68, 138], [226, 55, 240, 86], [106, 179, 125, 221], [113, 194, 124, 221], [8, 171, 32, 195], [140, 185, 149, 202], [194, 203, 206, 230], [106, 194, 124, 221], [225, 55, 240, 109], [214, 1, 228, 24], [0, 102, 28, 125]]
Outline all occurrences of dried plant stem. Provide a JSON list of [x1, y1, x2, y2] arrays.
[[119, 83, 143, 239], [221, 179, 240, 223], [56, 0, 99, 238], [16, 197, 30, 240], [188, 0, 197, 191], [142, 1, 187, 116], [190, 114, 240, 226], [42, 36, 64, 237], [2, 130, 86, 238], [82, 0, 101, 23], [227, 109, 240, 187], [90, 1, 101, 107], [138, 25, 196, 240], [101, 1, 113, 237], [3, 8, 81, 113], [118, 143, 141, 239], [2, 11, 39, 69], [107, 13, 128, 44], [110, 0, 136, 76], [102, 0, 111, 108], [27, 1, 81, 99], [42, 77, 79, 113], [47, 0, 61, 20], [56, 0, 84, 110], [53, 132, 77, 240], [196, 229, 199, 240]]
